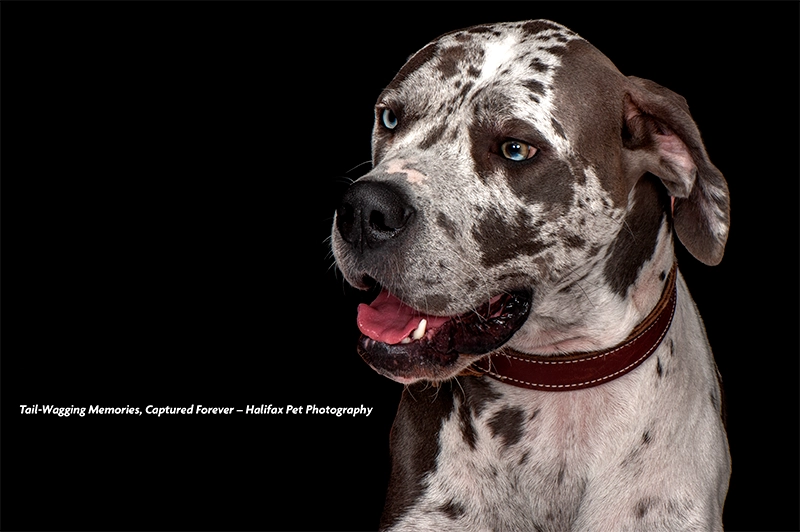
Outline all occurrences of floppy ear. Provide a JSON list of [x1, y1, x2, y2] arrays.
[[622, 76, 730, 266]]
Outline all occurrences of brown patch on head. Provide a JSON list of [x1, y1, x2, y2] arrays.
[[466, 25, 495, 35], [471, 208, 553, 268], [437, 45, 468, 78], [550, 39, 630, 207], [520, 20, 564, 36], [506, 154, 576, 208], [468, 105, 577, 208]]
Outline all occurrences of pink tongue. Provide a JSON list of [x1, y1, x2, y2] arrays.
[[357, 290, 451, 345]]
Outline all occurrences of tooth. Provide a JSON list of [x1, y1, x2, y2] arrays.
[[400, 337, 411, 344], [411, 319, 427, 341]]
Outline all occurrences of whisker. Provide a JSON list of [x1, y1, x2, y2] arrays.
[[345, 159, 373, 176]]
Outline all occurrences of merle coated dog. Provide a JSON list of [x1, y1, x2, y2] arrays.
[[332, 20, 730, 531]]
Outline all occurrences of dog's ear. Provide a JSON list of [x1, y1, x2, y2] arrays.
[[622, 76, 730, 266]]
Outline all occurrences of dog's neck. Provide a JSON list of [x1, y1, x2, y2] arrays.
[[507, 178, 676, 356]]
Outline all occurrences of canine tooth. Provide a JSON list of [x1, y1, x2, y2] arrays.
[[411, 319, 427, 340], [400, 337, 411, 344]]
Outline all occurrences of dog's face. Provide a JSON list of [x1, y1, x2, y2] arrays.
[[331, 20, 729, 384]]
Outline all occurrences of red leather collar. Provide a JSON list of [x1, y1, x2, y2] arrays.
[[469, 265, 677, 391]]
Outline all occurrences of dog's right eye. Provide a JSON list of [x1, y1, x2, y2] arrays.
[[500, 139, 537, 161], [381, 108, 399, 130]]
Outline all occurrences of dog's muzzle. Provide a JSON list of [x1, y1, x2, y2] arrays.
[[334, 180, 532, 383]]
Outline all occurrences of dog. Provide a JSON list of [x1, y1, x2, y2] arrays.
[[331, 20, 731, 531]]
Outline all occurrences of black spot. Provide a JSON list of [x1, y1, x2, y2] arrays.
[[457, 394, 477, 450], [453, 377, 500, 450], [523, 79, 546, 96], [438, 499, 466, 520], [636, 498, 654, 519], [487, 406, 525, 448], [457, 81, 475, 105], [521, 20, 563, 36], [529, 408, 540, 421], [620, 443, 643, 471], [380, 383, 456, 529], [437, 45, 467, 79], [419, 122, 447, 150], [467, 25, 493, 34], [459, 376, 501, 417], [564, 233, 586, 249], [519, 451, 530, 465], [471, 208, 552, 268], [530, 57, 550, 73], [659, 270, 667, 282], [467, 65, 481, 78], [557, 463, 566, 485], [551, 118, 567, 139], [543, 45, 568, 57], [603, 175, 669, 297], [656, 357, 663, 378], [436, 212, 458, 241], [642, 430, 652, 445], [452, 377, 502, 451]]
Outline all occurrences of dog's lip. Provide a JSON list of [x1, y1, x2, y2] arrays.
[[355, 290, 532, 382]]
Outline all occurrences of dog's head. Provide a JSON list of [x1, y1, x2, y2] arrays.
[[331, 20, 729, 384]]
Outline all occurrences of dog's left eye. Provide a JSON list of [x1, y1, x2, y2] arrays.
[[381, 108, 399, 130], [500, 140, 537, 161]]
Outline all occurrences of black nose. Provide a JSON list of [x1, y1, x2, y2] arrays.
[[336, 181, 415, 250]]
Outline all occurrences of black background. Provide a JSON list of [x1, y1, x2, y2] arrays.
[[2, 2, 798, 531]]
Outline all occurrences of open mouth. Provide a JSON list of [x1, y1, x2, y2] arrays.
[[355, 289, 532, 382]]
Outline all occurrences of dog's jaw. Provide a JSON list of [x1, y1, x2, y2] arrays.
[[355, 289, 532, 384]]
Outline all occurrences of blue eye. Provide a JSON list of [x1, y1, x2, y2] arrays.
[[500, 139, 537, 161], [381, 108, 398, 130]]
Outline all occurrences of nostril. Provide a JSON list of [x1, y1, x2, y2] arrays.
[[369, 210, 390, 232], [368, 205, 411, 234], [335, 180, 415, 249]]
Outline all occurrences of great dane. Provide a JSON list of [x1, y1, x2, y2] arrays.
[[331, 20, 731, 531]]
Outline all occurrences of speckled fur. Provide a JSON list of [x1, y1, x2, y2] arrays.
[[331, 19, 730, 531]]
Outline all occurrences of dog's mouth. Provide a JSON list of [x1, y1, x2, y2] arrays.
[[355, 289, 532, 383]]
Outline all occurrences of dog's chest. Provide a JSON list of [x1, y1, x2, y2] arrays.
[[398, 378, 627, 530]]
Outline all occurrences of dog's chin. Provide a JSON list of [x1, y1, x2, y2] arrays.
[[356, 291, 532, 384]]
